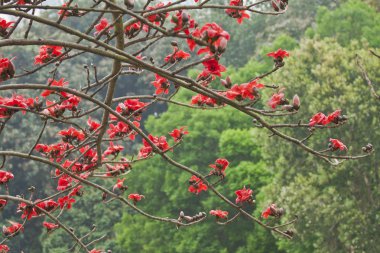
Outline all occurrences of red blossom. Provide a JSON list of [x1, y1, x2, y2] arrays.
[[2, 221, 23, 237], [104, 142, 124, 156], [35, 142, 72, 162], [201, 59, 226, 77], [267, 48, 290, 60], [235, 186, 253, 204], [164, 47, 191, 63], [138, 134, 170, 158], [34, 45, 63, 65], [110, 99, 147, 121], [43, 222, 59, 232], [0, 94, 28, 119], [209, 209, 229, 219], [87, 117, 101, 132], [35, 199, 59, 213], [209, 158, 229, 177], [268, 90, 286, 109], [190, 94, 218, 107], [0, 57, 15, 82], [58, 196, 76, 209], [17, 202, 37, 220], [171, 11, 196, 34], [94, 18, 112, 35], [89, 249, 102, 253], [0, 18, 14, 37], [58, 127, 85, 143], [226, 79, 265, 101], [128, 193, 144, 204], [152, 74, 170, 95], [188, 175, 208, 195], [261, 204, 278, 219], [169, 127, 189, 142], [324, 110, 342, 125], [69, 185, 83, 197], [329, 138, 348, 151], [113, 178, 127, 191], [107, 121, 140, 140], [0, 244, 9, 252], [225, 0, 250, 24], [309, 112, 327, 127], [41, 78, 69, 98], [0, 170, 14, 185], [57, 175, 72, 191]]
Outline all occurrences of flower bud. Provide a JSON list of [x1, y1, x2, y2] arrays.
[[124, 0, 134, 10], [292, 94, 300, 110]]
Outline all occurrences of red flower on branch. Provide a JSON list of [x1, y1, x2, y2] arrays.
[[169, 127, 189, 142], [329, 138, 348, 151], [107, 121, 140, 140], [69, 185, 83, 197], [201, 59, 226, 77], [43, 222, 59, 233], [58, 196, 76, 210], [35, 199, 59, 213], [0, 94, 27, 119], [235, 186, 253, 204], [164, 47, 191, 63], [267, 48, 290, 60], [2, 221, 23, 237], [113, 178, 128, 192], [111, 99, 147, 121], [87, 117, 101, 132], [58, 127, 85, 143], [128, 193, 144, 204], [209, 158, 229, 178], [268, 89, 287, 109], [261, 204, 275, 219], [94, 18, 112, 35], [41, 78, 69, 98], [138, 134, 170, 158], [152, 74, 170, 95], [209, 209, 229, 219], [0, 244, 9, 252], [104, 142, 124, 157], [191, 94, 218, 107], [34, 45, 63, 65], [0, 170, 14, 185], [57, 175, 72, 191], [324, 110, 342, 125], [225, 0, 250, 24], [18, 202, 37, 220], [0, 18, 14, 37], [0, 199, 7, 210], [0, 57, 15, 82], [309, 112, 327, 127], [188, 175, 208, 195]]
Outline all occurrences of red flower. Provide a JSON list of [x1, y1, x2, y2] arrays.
[[58, 196, 76, 209], [209, 209, 229, 219], [0, 18, 14, 37], [35, 142, 72, 162], [35, 199, 59, 213], [225, 0, 250, 24], [34, 45, 63, 65], [87, 117, 101, 132], [0, 170, 14, 185], [18, 202, 37, 220], [324, 110, 341, 125], [138, 134, 170, 158], [164, 47, 191, 63], [43, 222, 59, 232], [107, 121, 139, 140], [128, 193, 144, 204], [2, 221, 23, 237], [235, 186, 253, 204], [41, 78, 69, 97], [152, 74, 170, 95], [94, 18, 112, 35], [329, 138, 347, 151], [261, 204, 278, 219], [268, 90, 286, 109], [191, 94, 218, 107], [104, 142, 124, 156], [69, 185, 83, 197], [226, 79, 265, 101], [188, 175, 208, 195], [125, 22, 146, 38], [0, 199, 7, 210], [89, 249, 102, 253], [201, 59, 226, 77], [309, 112, 327, 127], [169, 127, 189, 142], [0, 244, 9, 252], [57, 175, 72, 191], [58, 127, 85, 143], [0, 57, 15, 82], [267, 48, 290, 60], [110, 99, 147, 121], [113, 178, 127, 191], [209, 158, 229, 178]]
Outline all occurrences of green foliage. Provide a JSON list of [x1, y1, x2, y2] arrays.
[[308, 0, 380, 47]]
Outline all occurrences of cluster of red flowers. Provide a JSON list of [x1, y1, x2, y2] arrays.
[[111, 98, 147, 121], [309, 110, 344, 127], [209, 209, 229, 219], [209, 158, 229, 178], [329, 138, 348, 151], [225, 79, 265, 101], [169, 127, 189, 142], [58, 127, 85, 143], [164, 46, 191, 63], [188, 175, 208, 194], [128, 193, 144, 205], [235, 186, 253, 204], [190, 93, 219, 107], [225, 0, 250, 24], [138, 134, 170, 158], [34, 45, 63, 65], [151, 74, 170, 95], [2, 221, 23, 237], [0, 94, 28, 118]]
